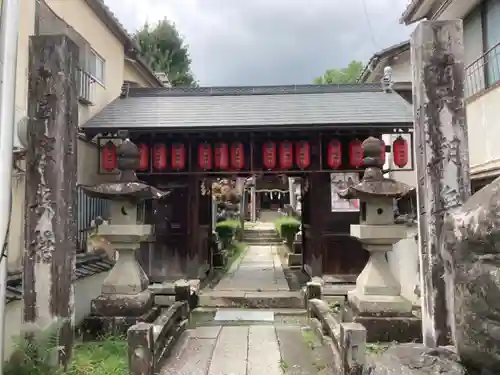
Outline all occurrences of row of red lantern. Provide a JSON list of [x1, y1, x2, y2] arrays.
[[197, 142, 245, 170], [262, 141, 311, 170], [101, 137, 409, 172], [326, 137, 408, 169], [101, 141, 246, 172]]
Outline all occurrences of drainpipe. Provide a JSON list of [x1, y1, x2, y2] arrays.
[[0, 0, 20, 371]]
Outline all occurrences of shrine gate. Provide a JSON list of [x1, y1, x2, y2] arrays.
[[81, 84, 413, 280]]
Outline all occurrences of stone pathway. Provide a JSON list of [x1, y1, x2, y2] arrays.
[[158, 222, 325, 374], [160, 324, 331, 375], [214, 243, 289, 292]]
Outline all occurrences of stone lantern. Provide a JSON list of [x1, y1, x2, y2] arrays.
[[81, 130, 167, 332], [338, 137, 412, 317]]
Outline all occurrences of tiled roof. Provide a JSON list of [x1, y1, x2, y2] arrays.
[[82, 84, 413, 131], [6, 253, 114, 304]]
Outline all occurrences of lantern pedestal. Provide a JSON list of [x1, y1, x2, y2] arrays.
[[338, 137, 421, 343], [83, 200, 158, 337], [347, 225, 411, 315]]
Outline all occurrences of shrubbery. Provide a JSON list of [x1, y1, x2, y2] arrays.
[[274, 216, 301, 249], [215, 220, 241, 249]]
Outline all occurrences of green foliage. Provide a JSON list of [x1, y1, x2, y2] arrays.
[[274, 217, 301, 241], [215, 220, 241, 246], [4, 322, 63, 375], [65, 336, 127, 375], [4, 327, 127, 375], [313, 60, 364, 84], [134, 18, 197, 87]]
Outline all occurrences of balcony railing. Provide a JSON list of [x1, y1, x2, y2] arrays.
[[78, 68, 96, 105], [465, 42, 500, 98]]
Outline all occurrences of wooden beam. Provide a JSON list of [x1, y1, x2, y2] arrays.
[[411, 20, 470, 347], [23, 35, 79, 367]]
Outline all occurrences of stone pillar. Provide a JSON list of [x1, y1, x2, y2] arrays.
[[411, 20, 470, 347], [23, 35, 79, 367]]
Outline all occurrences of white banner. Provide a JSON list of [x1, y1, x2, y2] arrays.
[[330, 172, 360, 212]]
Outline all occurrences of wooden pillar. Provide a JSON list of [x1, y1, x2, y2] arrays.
[[23, 35, 79, 367], [411, 20, 470, 347], [306, 172, 323, 277], [187, 174, 201, 279]]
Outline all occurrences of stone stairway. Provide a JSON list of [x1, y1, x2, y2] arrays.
[[243, 225, 283, 245]]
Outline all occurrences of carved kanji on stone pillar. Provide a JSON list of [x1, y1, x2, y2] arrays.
[[23, 35, 79, 368], [411, 20, 470, 348]]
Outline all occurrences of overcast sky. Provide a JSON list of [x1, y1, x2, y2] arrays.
[[104, 0, 413, 86]]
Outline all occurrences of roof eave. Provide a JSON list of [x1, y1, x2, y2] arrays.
[[85, 0, 163, 87], [400, 0, 427, 25], [357, 41, 410, 83]]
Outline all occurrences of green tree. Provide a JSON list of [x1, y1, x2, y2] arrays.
[[134, 18, 197, 87], [313, 60, 364, 84]]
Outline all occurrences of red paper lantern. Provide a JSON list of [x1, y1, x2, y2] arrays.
[[171, 143, 185, 170], [380, 139, 386, 165], [214, 142, 229, 170], [279, 141, 293, 169], [198, 143, 212, 169], [349, 139, 363, 168], [101, 141, 117, 171], [137, 143, 149, 171], [262, 141, 277, 169], [327, 139, 342, 169], [296, 141, 311, 169], [230, 142, 245, 170], [392, 136, 409, 168], [153, 143, 167, 170]]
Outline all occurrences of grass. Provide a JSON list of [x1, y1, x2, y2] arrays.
[[65, 336, 127, 375], [4, 334, 128, 375]]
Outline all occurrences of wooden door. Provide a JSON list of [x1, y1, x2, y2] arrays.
[[147, 184, 189, 282]]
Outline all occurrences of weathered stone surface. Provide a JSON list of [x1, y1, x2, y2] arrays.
[[444, 178, 500, 372], [363, 344, 467, 375], [91, 289, 153, 317]]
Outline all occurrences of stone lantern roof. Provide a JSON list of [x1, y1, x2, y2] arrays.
[[338, 136, 411, 200], [80, 130, 168, 201]]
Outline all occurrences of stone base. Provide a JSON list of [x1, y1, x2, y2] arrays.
[[288, 253, 302, 267], [348, 290, 412, 316], [149, 279, 201, 309], [91, 289, 153, 317], [198, 291, 303, 308], [292, 242, 302, 254], [80, 307, 159, 340], [353, 314, 422, 343]]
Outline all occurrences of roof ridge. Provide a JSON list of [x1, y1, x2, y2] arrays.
[[125, 83, 385, 98]]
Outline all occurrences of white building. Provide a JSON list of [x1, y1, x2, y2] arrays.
[[361, 0, 500, 193]]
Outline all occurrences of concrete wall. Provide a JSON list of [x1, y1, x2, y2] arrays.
[[124, 60, 154, 88], [388, 225, 420, 306], [466, 88, 500, 178], [3, 271, 108, 359], [45, 0, 126, 125]]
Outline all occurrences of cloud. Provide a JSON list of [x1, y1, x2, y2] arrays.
[[105, 0, 412, 86]]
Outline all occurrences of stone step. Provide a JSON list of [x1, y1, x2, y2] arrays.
[[243, 230, 277, 236], [198, 291, 304, 309], [189, 307, 308, 327]]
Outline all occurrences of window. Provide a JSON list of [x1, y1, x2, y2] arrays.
[[464, 0, 500, 96], [88, 50, 105, 84]]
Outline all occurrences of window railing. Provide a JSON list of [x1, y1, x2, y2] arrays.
[[465, 42, 500, 98], [77, 68, 96, 105]]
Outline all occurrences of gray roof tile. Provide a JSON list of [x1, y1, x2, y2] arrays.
[[82, 84, 413, 131]]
